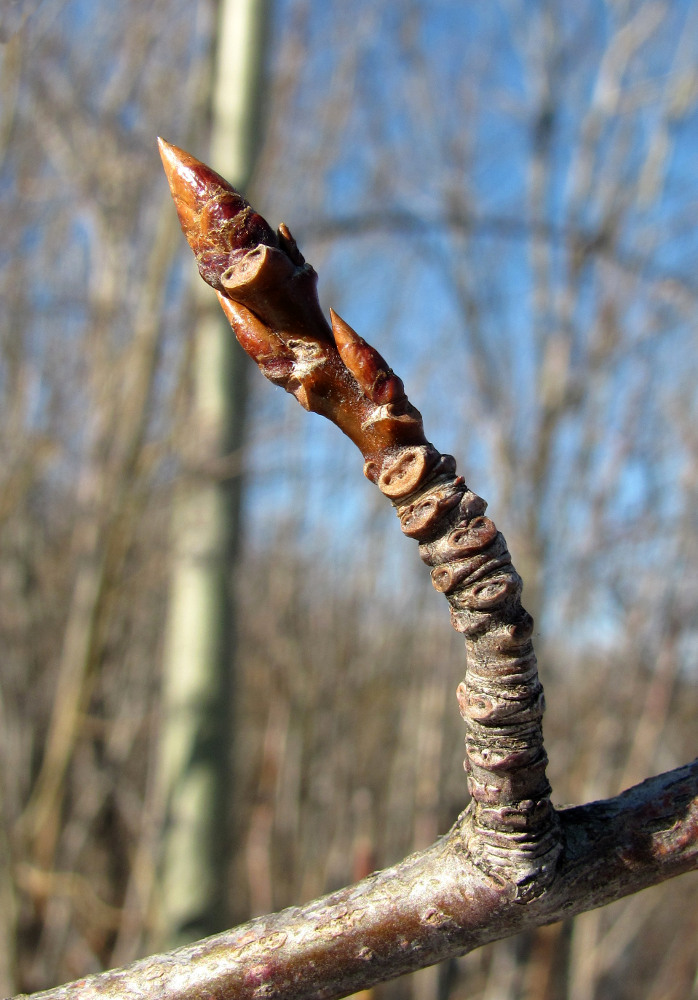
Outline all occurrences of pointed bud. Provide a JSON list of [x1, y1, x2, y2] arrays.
[[157, 137, 277, 291], [330, 309, 405, 405], [276, 222, 306, 267], [216, 294, 296, 384]]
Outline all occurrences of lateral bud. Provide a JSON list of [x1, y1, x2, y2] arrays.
[[330, 309, 405, 405], [217, 295, 295, 385]]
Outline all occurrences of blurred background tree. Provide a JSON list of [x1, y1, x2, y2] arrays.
[[0, 1, 696, 998], [156, 0, 271, 949]]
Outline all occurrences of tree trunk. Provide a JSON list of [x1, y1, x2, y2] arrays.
[[157, 0, 270, 946]]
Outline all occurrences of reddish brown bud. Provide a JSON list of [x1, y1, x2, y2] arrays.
[[160, 139, 334, 345], [216, 294, 295, 384], [157, 137, 277, 291], [330, 309, 405, 405]]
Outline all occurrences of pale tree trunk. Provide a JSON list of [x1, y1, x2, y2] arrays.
[[157, 0, 270, 947]]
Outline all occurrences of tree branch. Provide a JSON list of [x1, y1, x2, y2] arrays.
[[17, 763, 698, 1000], [156, 138, 561, 895], [12, 140, 696, 1000]]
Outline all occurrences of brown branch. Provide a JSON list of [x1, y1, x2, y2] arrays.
[[12, 140, 696, 999], [14, 764, 698, 1000], [157, 137, 559, 895]]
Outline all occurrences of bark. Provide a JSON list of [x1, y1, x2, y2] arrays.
[[14, 764, 698, 1000], [12, 141, 696, 1000]]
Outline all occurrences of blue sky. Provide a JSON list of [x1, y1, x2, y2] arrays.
[[4, 0, 698, 662]]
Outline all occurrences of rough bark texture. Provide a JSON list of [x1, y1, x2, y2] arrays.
[[14, 764, 698, 1000], [12, 141, 696, 1000]]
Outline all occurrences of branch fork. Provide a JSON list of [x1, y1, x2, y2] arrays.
[[23, 141, 695, 1000]]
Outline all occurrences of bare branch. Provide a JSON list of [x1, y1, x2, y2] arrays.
[[158, 138, 561, 891], [16, 763, 698, 1000], [13, 139, 696, 1000]]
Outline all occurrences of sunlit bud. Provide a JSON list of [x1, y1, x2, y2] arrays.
[[217, 294, 295, 384], [157, 137, 277, 291], [330, 309, 405, 405]]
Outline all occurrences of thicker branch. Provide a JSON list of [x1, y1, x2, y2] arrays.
[[19, 762, 698, 1000]]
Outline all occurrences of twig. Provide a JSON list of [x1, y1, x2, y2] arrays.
[[11, 140, 696, 1000], [157, 138, 560, 895]]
